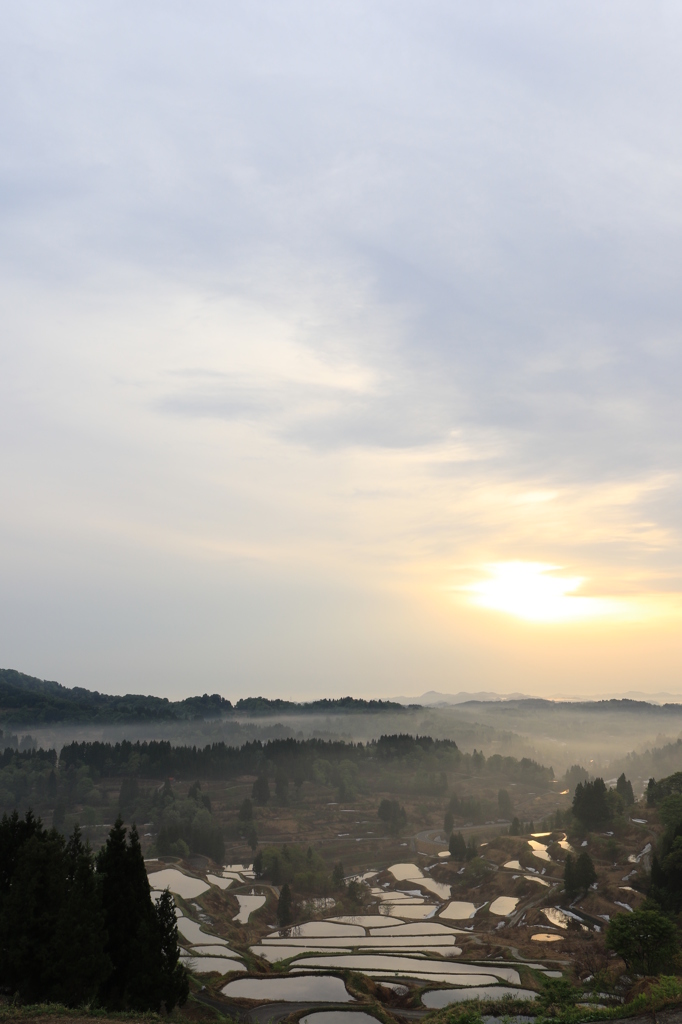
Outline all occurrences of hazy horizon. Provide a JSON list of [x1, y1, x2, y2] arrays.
[[3, 2, 682, 701]]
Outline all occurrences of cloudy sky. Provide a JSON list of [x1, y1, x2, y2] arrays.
[[2, 1, 682, 700]]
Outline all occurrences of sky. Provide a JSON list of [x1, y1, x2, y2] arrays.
[[2, 1, 682, 701]]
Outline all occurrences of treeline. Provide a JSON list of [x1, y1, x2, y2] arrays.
[[0, 668, 409, 726], [59, 734, 461, 781], [646, 771, 682, 806], [0, 812, 187, 1010], [615, 737, 682, 783], [648, 773, 682, 913]]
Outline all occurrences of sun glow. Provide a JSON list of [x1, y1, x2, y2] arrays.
[[462, 562, 613, 623]]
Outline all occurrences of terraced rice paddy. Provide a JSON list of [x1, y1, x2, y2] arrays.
[[207, 873, 233, 889], [289, 956, 519, 983], [180, 954, 244, 974], [542, 908, 570, 929], [255, 915, 465, 963], [177, 918, 231, 946], [221, 975, 355, 1002], [147, 868, 210, 898], [300, 1013, 378, 1024], [422, 986, 538, 1007], [146, 854, 571, 1009], [438, 901, 479, 920], [233, 892, 267, 922], [489, 896, 518, 916]]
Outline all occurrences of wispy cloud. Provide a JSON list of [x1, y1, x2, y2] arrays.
[[2, 1, 682, 695]]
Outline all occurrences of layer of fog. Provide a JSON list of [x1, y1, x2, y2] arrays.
[[9, 703, 682, 782]]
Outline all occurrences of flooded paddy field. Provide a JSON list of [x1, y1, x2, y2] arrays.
[[135, 753, 663, 1021], [158, 814, 659, 1017]]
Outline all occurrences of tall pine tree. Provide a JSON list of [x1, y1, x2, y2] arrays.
[[96, 817, 188, 1011]]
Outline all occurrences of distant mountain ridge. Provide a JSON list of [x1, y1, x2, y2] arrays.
[[390, 690, 534, 705], [0, 668, 408, 727], [393, 688, 682, 706]]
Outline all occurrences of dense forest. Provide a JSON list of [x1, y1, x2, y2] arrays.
[[0, 812, 187, 1009], [0, 734, 555, 846], [0, 668, 407, 726]]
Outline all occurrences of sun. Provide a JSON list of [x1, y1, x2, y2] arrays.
[[462, 561, 611, 623]]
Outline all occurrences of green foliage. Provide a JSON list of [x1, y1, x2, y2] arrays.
[[377, 798, 406, 833], [259, 842, 331, 893], [573, 778, 610, 828], [647, 770, 682, 806], [538, 977, 580, 1015], [462, 855, 490, 882], [153, 780, 224, 862], [332, 861, 345, 886], [55, 733, 557, 815], [606, 908, 678, 975], [277, 883, 293, 927], [509, 816, 521, 835], [564, 849, 597, 897], [0, 747, 59, 817], [646, 783, 682, 912], [424, 1005, 483, 1024]]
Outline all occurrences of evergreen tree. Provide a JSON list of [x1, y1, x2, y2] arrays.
[[449, 831, 467, 860], [239, 797, 253, 821], [155, 888, 189, 1010], [575, 850, 597, 892], [377, 798, 406, 834], [96, 818, 148, 1007], [0, 814, 108, 1006], [563, 853, 578, 899], [0, 825, 67, 1001], [498, 789, 513, 818], [332, 861, 345, 886], [510, 816, 521, 836], [96, 817, 188, 1011], [277, 882, 293, 927], [616, 773, 635, 806], [573, 778, 610, 828], [51, 826, 110, 1006], [252, 775, 270, 805], [245, 824, 258, 852], [444, 808, 454, 834]]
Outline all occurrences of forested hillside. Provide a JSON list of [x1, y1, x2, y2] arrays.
[[0, 668, 407, 726]]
